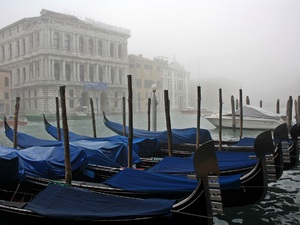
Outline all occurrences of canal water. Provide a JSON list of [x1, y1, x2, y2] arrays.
[[0, 111, 299, 224]]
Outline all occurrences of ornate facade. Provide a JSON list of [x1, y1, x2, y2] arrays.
[[129, 55, 190, 112], [0, 9, 130, 117], [160, 58, 190, 110]]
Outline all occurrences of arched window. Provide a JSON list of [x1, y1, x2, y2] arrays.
[[97, 41, 102, 55], [35, 61, 40, 77], [23, 67, 26, 81], [110, 43, 114, 57], [1, 46, 4, 61], [22, 38, 26, 54], [29, 63, 33, 78], [111, 68, 115, 83], [79, 36, 84, 53], [118, 44, 122, 58], [80, 64, 84, 81], [16, 40, 20, 56], [54, 63, 60, 80], [98, 66, 103, 82], [36, 30, 40, 48], [118, 68, 123, 84], [65, 63, 71, 81], [65, 34, 71, 51], [89, 65, 94, 82], [53, 32, 60, 49], [17, 68, 20, 84], [88, 38, 93, 54], [29, 33, 34, 51], [9, 43, 12, 58]]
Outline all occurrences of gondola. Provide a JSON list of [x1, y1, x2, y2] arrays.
[[101, 111, 213, 148], [42, 114, 162, 158], [101, 113, 299, 172], [0, 130, 273, 208], [218, 122, 299, 171], [4, 117, 284, 182], [5, 118, 263, 178], [0, 140, 218, 225], [43, 114, 288, 178]]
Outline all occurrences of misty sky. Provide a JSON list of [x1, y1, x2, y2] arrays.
[[1, 0, 299, 105]]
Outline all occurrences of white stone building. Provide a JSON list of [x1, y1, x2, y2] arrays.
[[0, 9, 130, 117], [159, 57, 190, 111]]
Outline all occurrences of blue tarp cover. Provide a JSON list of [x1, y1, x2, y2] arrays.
[[45, 122, 161, 157], [5, 126, 62, 148], [231, 137, 255, 146], [147, 151, 257, 174], [104, 117, 213, 144], [70, 140, 141, 167], [104, 168, 241, 191], [78, 136, 161, 157], [0, 146, 25, 183], [24, 184, 176, 219], [17, 146, 88, 179], [5, 127, 142, 168]]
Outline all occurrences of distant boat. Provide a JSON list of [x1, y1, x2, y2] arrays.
[[179, 107, 212, 115], [204, 105, 286, 130], [0, 115, 27, 127]]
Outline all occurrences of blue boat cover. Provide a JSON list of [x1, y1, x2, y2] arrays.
[[0, 146, 25, 183], [103, 168, 241, 191], [5, 126, 63, 148], [75, 136, 161, 158], [104, 117, 213, 144], [231, 137, 255, 146], [44, 121, 90, 141], [16, 146, 88, 179], [146, 151, 257, 174], [25, 184, 176, 219], [5, 127, 142, 167], [70, 140, 141, 167], [45, 121, 161, 157]]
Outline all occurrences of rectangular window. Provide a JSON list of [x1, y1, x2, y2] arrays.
[[5, 92, 9, 100]]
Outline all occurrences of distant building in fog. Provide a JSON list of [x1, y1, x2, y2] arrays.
[[129, 54, 190, 112], [0, 9, 130, 117]]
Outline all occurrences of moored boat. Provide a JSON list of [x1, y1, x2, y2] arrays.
[[0, 116, 27, 127], [0, 140, 221, 225], [204, 105, 285, 130], [2, 117, 273, 207], [179, 106, 212, 116]]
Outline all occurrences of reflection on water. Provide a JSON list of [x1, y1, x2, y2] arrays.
[[0, 111, 299, 224], [214, 167, 300, 225]]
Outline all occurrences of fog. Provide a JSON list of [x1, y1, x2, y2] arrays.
[[1, 0, 299, 106]]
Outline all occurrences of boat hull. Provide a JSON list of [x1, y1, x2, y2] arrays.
[[205, 115, 284, 130], [0, 119, 27, 127]]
